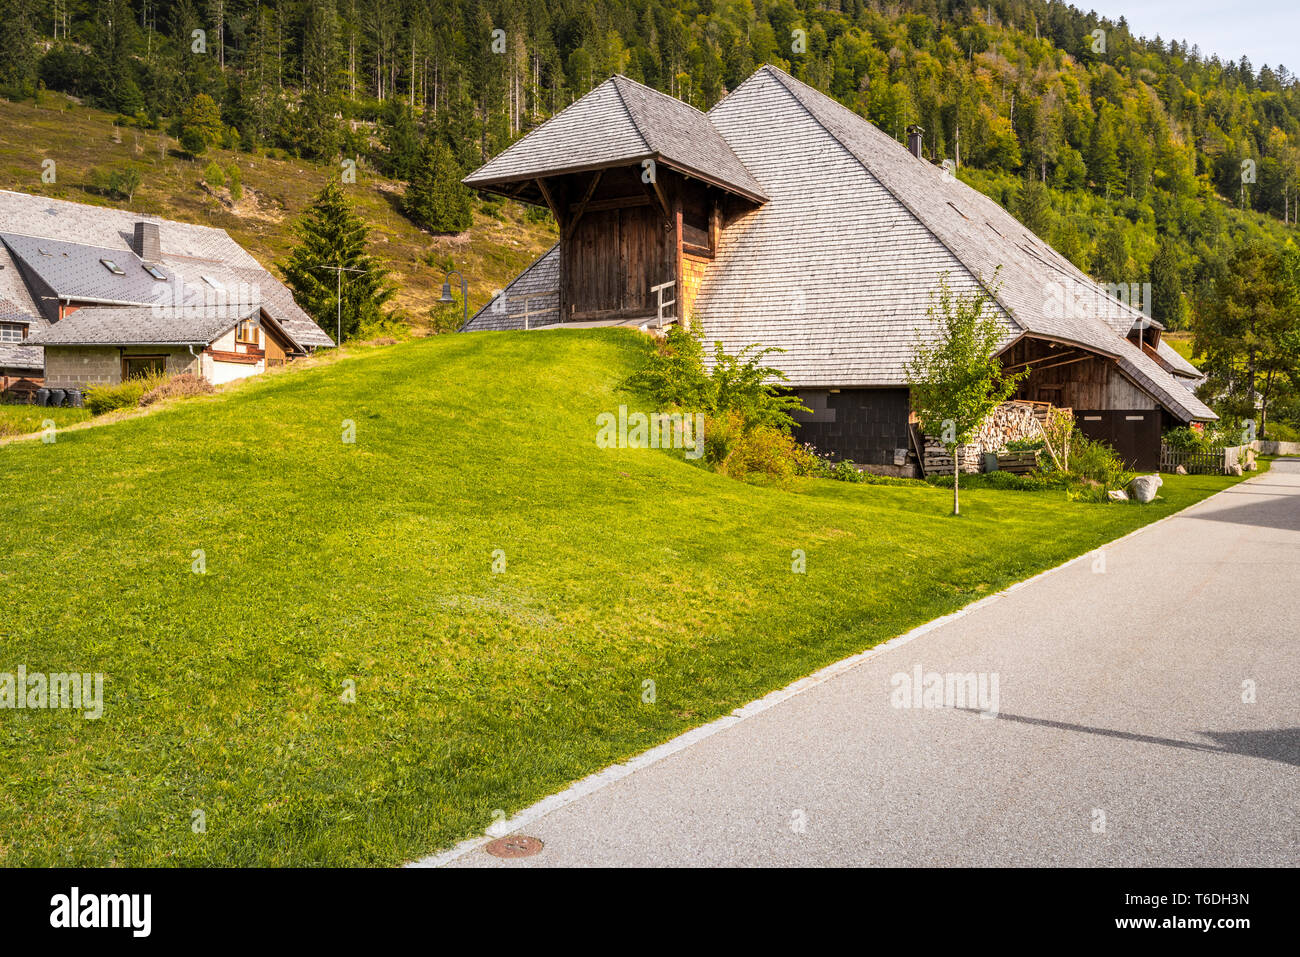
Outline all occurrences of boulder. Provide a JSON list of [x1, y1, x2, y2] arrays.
[[1175, 465, 1187, 475], [1229, 464, 1244, 476], [1129, 474, 1163, 503], [1107, 489, 1129, 502]]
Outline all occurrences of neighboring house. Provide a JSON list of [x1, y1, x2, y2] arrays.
[[0, 190, 333, 398], [461, 65, 1216, 472]]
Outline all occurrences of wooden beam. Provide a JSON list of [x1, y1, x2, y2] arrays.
[[1001, 349, 1087, 373], [535, 177, 560, 221], [674, 194, 684, 324], [536, 176, 566, 322], [563, 170, 603, 240], [584, 194, 650, 213], [1016, 354, 1097, 375], [639, 164, 672, 225]]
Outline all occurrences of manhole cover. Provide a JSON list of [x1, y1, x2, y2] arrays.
[[485, 835, 544, 859]]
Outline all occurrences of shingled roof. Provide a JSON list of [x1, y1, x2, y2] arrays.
[[464, 75, 767, 203], [465, 244, 560, 331], [0, 190, 333, 352]]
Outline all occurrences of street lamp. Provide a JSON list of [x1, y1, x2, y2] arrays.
[[439, 270, 468, 330]]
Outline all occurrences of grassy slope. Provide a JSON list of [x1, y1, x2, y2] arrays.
[[0, 92, 556, 322], [0, 330, 1255, 866], [1161, 331, 1198, 364]]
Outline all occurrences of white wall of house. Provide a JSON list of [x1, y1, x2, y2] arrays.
[[202, 352, 264, 384]]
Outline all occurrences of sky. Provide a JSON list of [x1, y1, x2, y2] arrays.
[[1086, 0, 1298, 72]]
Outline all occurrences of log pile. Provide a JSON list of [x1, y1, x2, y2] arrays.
[[922, 401, 1046, 476]]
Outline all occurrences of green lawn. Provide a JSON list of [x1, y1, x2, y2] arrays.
[[0, 330, 1256, 866], [0, 404, 91, 439]]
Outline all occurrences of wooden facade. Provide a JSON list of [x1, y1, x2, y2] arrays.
[[1002, 336, 1156, 411], [524, 164, 750, 326], [1001, 335, 1166, 468]]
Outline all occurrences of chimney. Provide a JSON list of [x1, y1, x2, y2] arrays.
[[906, 125, 924, 159], [134, 221, 161, 262]]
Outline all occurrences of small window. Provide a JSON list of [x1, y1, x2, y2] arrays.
[[201, 275, 226, 291], [143, 264, 167, 280], [124, 355, 166, 379], [100, 258, 125, 275], [0, 322, 24, 343], [236, 320, 259, 345]]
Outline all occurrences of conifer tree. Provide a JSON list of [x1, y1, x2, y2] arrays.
[[280, 181, 394, 343], [403, 138, 473, 234]]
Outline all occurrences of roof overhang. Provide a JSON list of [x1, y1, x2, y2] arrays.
[[465, 153, 769, 206]]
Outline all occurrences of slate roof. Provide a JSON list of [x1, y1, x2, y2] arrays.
[[464, 245, 560, 331], [31, 305, 256, 346], [0, 342, 42, 371], [464, 76, 767, 203], [0, 190, 333, 352], [1155, 339, 1204, 379]]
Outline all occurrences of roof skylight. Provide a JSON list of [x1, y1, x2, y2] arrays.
[[143, 264, 167, 280], [100, 258, 125, 275]]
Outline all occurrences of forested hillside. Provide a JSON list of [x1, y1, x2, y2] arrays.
[[1, 0, 1298, 429]]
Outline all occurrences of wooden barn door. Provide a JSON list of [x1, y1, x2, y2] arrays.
[[1075, 410, 1161, 471]]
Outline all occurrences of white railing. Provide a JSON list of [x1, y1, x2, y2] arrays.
[[507, 292, 558, 330], [650, 280, 676, 329]]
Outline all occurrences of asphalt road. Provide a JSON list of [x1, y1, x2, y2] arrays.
[[433, 462, 1300, 867]]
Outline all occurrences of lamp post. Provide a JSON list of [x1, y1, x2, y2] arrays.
[[439, 270, 469, 330]]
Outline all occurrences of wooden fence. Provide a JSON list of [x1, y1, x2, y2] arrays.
[[1159, 443, 1255, 474]]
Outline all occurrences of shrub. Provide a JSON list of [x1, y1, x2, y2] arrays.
[[1004, 437, 1045, 453], [1266, 421, 1299, 442], [1068, 431, 1133, 489], [1163, 426, 1210, 453], [622, 323, 807, 432], [84, 378, 152, 415], [710, 413, 801, 484], [227, 163, 243, 202], [139, 373, 213, 407]]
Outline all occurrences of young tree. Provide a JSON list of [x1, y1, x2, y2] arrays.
[[178, 93, 224, 157], [280, 181, 395, 343], [403, 138, 473, 234], [906, 273, 1025, 515]]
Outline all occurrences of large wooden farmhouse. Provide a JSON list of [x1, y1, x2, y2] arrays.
[[461, 65, 1214, 472], [0, 190, 332, 401]]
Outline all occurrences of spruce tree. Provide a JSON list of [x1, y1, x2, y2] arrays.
[[280, 181, 395, 344], [0, 0, 38, 98], [403, 138, 474, 234]]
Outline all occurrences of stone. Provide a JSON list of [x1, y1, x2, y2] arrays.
[[1175, 465, 1187, 475], [1128, 474, 1163, 503], [1107, 489, 1129, 502], [894, 448, 909, 467], [1229, 464, 1244, 476]]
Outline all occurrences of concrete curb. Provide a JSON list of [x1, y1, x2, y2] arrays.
[[406, 469, 1272, 868]]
